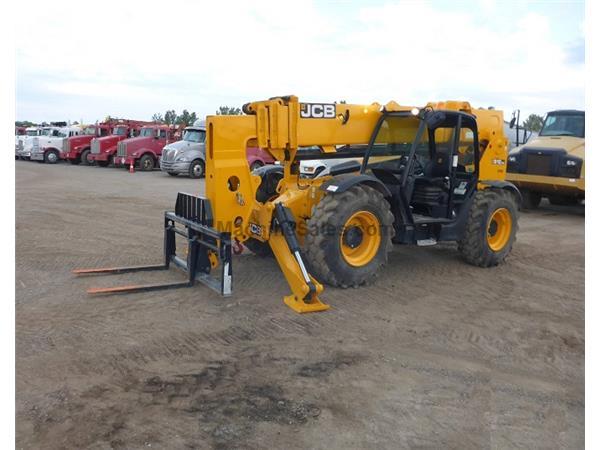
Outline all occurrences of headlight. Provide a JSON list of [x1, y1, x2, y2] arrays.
[[302, 166, 316, 173], [508, 155, 517, 162], [565, 159, 577, 166]]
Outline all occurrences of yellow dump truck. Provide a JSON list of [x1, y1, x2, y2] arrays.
[[506, 110, 584, 208]]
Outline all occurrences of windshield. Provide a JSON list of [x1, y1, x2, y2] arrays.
[[40, 129, 52, 136], [539, 113, 585, 138], [140, 128, 155, 137], [183, 129, 205, 143], [83, 127, 96, 135], [364, 115, 427, 170], [58, 131, 69, 138], [26, 130, 38, 136], [112, 127, 127, 136]]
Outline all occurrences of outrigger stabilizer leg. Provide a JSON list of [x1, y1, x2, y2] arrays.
[[268, 203, 329, 313], [73, 193, 232, 297]]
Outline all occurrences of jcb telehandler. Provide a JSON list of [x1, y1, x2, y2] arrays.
[[75, 96, 520, 313]]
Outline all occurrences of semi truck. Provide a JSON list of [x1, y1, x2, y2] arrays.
[[59, 122, 118, 165], [88, 120, 155, 167], [159, 120, 275, 178], [115, 124, 181, 171], [31, 125, 84, 163], [16, 126, 62, 160], [506, 109, 584, 208]]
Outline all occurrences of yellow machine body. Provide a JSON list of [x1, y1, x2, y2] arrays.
[[205, 96, 508, 312]]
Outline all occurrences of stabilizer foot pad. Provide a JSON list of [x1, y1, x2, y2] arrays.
[[284, 294, 330, 313]]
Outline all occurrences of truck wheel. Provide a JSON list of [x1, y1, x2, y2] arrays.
[[250, 160, 263, 172], [244, 238, 272, 257], [139, 154, 155, 171], [303, 184, 394, 288], [80, 149, 93, 166], [520, 189, 541, 209], [189, 159, 205, 178], [44, 150, 59, 164], [458, 189, 518, 267], [68, 157, 81, 165], [548, 195, 579, 206], [168, 172, 178, 177]]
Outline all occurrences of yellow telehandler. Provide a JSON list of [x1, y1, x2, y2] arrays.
[[75, 96, 520, 313]]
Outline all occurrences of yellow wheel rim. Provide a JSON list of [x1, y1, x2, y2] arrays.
[[487, 208, 512, 252], [340, 211, 381, 267]]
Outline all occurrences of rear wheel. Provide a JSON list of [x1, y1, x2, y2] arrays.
[[139, 154, 155, 171], [303, 184, 393, 288], [189, 159, 205, 178], [80, 149, 93, 166], [520, 189, 541, 209], [45, 150, 59, 164], [458, 189, 518, 267]]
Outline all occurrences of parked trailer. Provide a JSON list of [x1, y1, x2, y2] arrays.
[[88, 120, 156, 167]]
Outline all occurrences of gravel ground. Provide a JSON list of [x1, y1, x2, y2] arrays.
[[15, 160, 584, 449]]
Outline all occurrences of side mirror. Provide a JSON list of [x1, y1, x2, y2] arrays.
[[509, 117, 516, 129]]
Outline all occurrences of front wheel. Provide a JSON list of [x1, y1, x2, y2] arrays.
[[303, 184, 394, 288], [45, 150, 59, 164], [80, 149, 93, 166], [458, 189, 518, 267], [138, 154, 155, 171], [189, 159, 205, 178]]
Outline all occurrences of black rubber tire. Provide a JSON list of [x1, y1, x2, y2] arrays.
[[548, 195, 579, 206], [80, 149, 93, 166], [520, 189, 541, 209], [244, 238, 273, 257], [458, 189, 519, 267], [96, 160, 110, 167], [189, 159, 205, 178], [303, 184, 394, 288], [167, 172, 179, 177], [138, 154, 155, 171], [44, 150, 59, 164]]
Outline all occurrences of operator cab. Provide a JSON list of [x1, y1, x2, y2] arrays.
[[362, 109, 479, 243]]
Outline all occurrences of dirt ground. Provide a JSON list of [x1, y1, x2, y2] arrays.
[[15, 160, 584, 449]]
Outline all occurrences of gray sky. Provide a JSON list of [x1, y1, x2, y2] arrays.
[[16, 0, 585, 124]]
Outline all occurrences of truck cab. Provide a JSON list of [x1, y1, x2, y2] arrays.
[[16, 126, 62, 160], [160, 120, 207, 178], [116, 125, 178, 171], [31, 125, 83, 164], [60, 124, 112, 165], [506, 109, 584, 208], [89, 122, 153, 167]]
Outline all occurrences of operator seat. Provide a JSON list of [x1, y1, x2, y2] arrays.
[[411, 151, 450, 209]]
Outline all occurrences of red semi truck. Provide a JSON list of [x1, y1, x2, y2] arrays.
[[114, 124, 181, 171], [88, 120, 156, 167], [60, 123, 115, 165]]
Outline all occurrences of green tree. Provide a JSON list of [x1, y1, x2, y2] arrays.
[[523, 114, 544, 132], [164, 110, 177, 125], [216, 106, 242, 115], [176, 109, 199, 126], [152, 113, 164, 123]]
